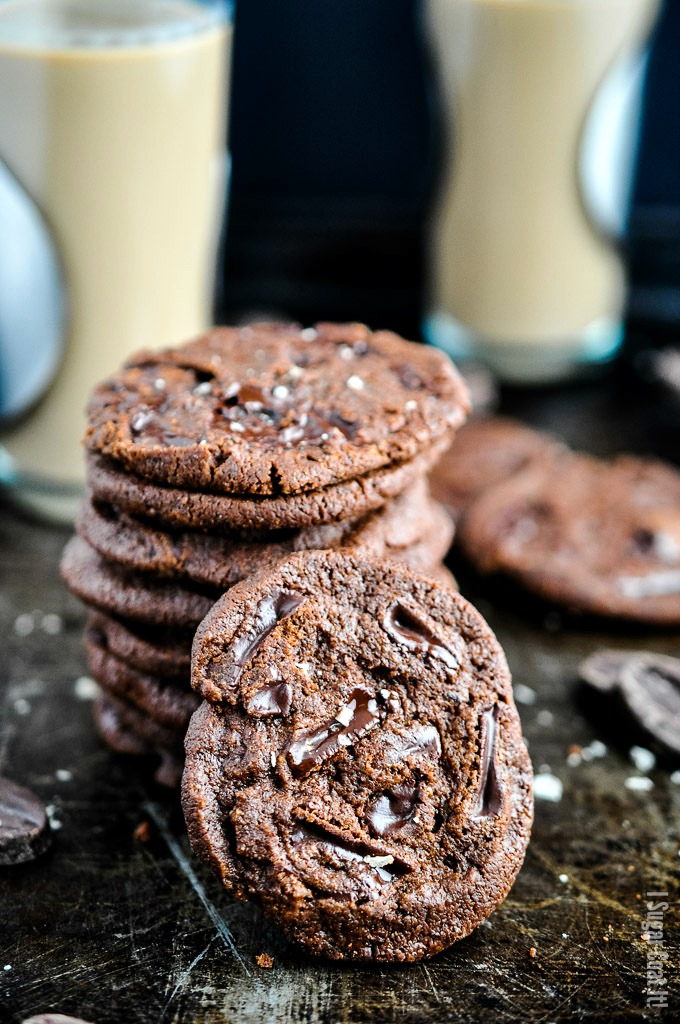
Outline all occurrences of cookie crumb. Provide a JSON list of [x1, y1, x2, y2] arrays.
[[133, 820, 151, 843], [529, 947, 537, 958], [256, 953, 274, 969]]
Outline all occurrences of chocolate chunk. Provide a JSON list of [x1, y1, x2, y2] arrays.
[[0, 777, 51, 866], [474, 707, 503, 818], [245, 666, 293, 717], [225, 591, 305, 688], [578, 649, 640, 692], [22, 1015, 96, 1024], [287, 688, 382, 777], [383, 601, 458, 670], [367, 784, 420, 836], [579, 649, 680, 760], [620, 655, 680, 757]]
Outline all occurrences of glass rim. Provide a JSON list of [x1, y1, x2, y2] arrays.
[[0, 0, 233, 52]]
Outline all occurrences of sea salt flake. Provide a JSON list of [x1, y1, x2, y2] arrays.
[[272, 385, 289, 400], [300, 327, 317, 341], [14, 613, 34, 637], [514, 683, 536, 705], [193, 381, 212, 396], [629, 746, 656, 773], [364, 854, 394, 868], [559, 874, 569, 884], [230, 421, 245, 433], [335, 705, 354, 727], [41, 613, 63, 635], [346, 375, 365, 391], [74, 676, 99, 701], [533, 773, 563, 802], [625, 776, 654, 793], [13, 698, 30, 716], [56, 769, 72, 782]]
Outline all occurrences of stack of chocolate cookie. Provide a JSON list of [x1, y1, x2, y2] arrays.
[[62, 321, 470, 784]]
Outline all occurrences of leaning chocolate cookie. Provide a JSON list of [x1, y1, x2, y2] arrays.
[[85, 322, 469, 496], [182, 551, 532, 962], [459, 451, 680, 624]]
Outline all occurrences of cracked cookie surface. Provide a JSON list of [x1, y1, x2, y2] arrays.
[[85, 322, 469, 498], [182, 551, 532, 961]]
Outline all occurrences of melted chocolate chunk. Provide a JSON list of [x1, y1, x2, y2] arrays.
[[383, 602, 458, 670], [213, 381, 365, 448], [227, 591, 305, 688], [129, 405, 196, 448], [367, 784, 420, 837], [287, 689, 382, 777], [291, 822, 409, 886], [245, 666, 293, 717], [393, 725, 441, 759], [474, 707, 503, 818], [0, 776, 51, 865], [620, 655, 680, 757]]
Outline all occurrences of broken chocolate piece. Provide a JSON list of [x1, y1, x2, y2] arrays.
[[0, 777, 51, 866]]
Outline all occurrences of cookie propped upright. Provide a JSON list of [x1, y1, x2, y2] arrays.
[[182, 551, 533, 962]]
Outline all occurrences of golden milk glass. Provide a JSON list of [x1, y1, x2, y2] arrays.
[[0, 0, 232, 520], [424, 0, 660, 383]]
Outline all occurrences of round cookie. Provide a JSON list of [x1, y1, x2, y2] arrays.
[[78, 478, 453, 589], [85, 321, 469, 496], [85, 625, 197, 731], [429, 416, 559, 521], [86, 611, 192, 678], [94, 692, 183, 788], [182, 551, 533, 962], [458, 451, 680, 624], [61, 536, 218, 629], [87, 439, 450, 534]]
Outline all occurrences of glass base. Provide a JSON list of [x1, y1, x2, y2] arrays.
[[0, 445, 83, 524], [424, 312, 624, 385]]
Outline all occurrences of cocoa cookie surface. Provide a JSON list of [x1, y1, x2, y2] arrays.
[[459, 452, 680, 623], [182, 551, 532, 962], [93, 693, 183, 788], [87, 438, 450, 537], [85, 626, 196, 731], [61, 536, 217, 629], [78, 478, 453, 589], [0, 776, 51, 866], [429, 416, 558, 521], [86, 611, 192, 678], [85, 322, 469, 497]]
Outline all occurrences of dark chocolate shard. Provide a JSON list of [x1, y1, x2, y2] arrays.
[[578, 649, 639, 692], [620, 655, 680, 757], [383, 602, 458, 671], [474, 707, 503, 819], [0, 776, 52, 866], [287, 688, 382, 777], [291, 822, 410, 885], [245, 665, 293, 717], [225, 591, 305, 688], [367, 784, 420, 837]]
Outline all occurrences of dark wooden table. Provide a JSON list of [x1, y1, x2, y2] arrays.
[[1, 371, 679, 1024]]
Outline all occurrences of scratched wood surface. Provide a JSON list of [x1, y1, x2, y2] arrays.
[[1, 374, 679, 1024]]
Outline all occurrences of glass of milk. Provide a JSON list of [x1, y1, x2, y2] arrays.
[[0, 0, 232, 520], [423, 0, 661, 384]]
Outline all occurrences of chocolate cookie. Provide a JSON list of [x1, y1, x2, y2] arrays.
[[86, 611, 192, 678], [459, 452, 680, 624], [0, 777, 51, 866], [182, 551, 532, 962], [85, 322, 469, 497], [94, 693, 183, 788], [86, 440, 450, 533], [429, 416, 558, 521], [77, 478, 453, 589], [61, 536, 217, 629], [85, 626, 197, 730]]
